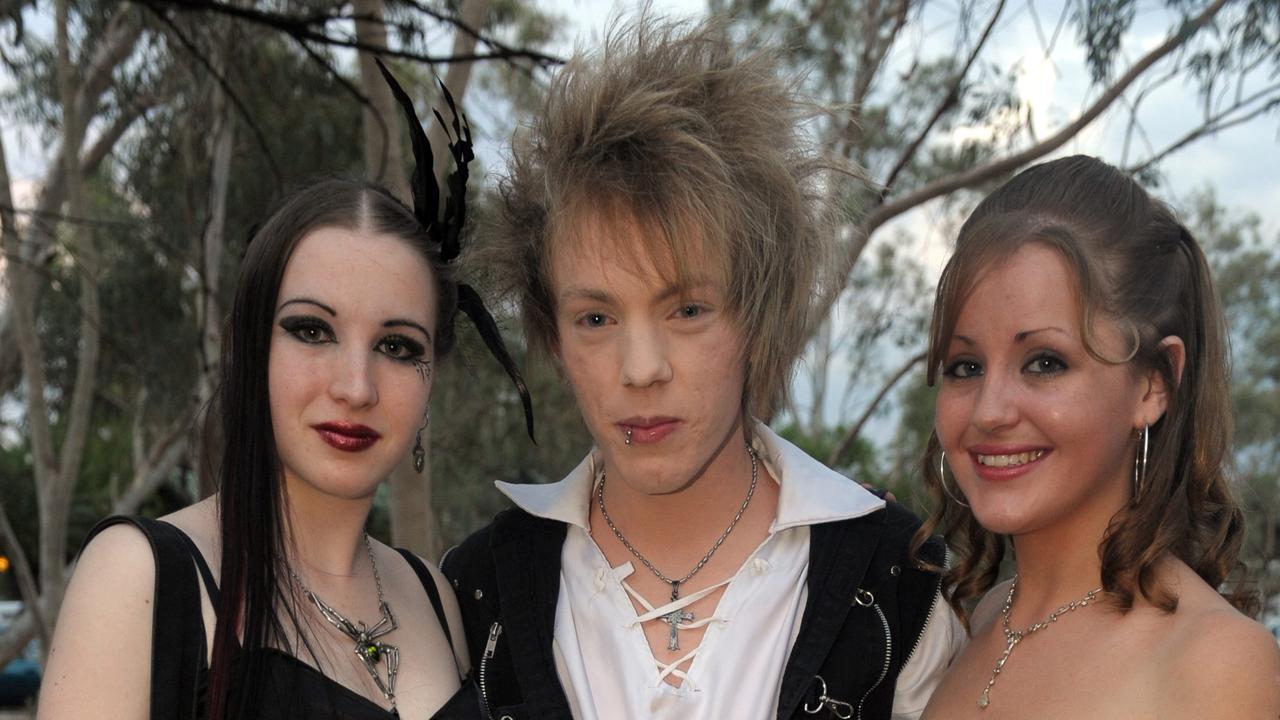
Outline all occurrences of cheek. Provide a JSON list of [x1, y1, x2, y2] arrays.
[[933, 387, 968, 444]]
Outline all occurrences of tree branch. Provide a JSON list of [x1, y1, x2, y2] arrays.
[[827, 350, 926, 467], [147, 6, 285, 189], [809, 0, 1232, 336], [1126, 83, 1280, 175], [867, 0, 1228, 232], [136, 0, 563, 68], [0, 500, 49, 651], [879, 0, 1006, 198]]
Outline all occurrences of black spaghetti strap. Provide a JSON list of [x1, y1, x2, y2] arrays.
[[169, 523, 222, 609], [81, 516, 208, 720], [395, 548, 462, 676]]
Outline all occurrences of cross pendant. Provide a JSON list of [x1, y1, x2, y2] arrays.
[[661, 606, 695, 651]]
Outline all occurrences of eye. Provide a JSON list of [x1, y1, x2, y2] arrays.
[[676, 304, 704, 319], [279, 317, 334, 344], [1024, 353, 1067, 376], [578, 312, 611, 328], [943, 359, 982, 379], [378, 334, 426, 362]]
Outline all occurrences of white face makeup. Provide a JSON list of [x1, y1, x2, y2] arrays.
[[268, 226, 437, 502]]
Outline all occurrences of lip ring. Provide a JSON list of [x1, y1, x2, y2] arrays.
[[616, 417, 681, 446]]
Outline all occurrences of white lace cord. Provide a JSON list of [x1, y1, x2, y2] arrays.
[[620, 578, 732, 688]]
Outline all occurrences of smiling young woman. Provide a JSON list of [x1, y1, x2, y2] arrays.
[[37, 67, 530, 720], [915, 155, 1280, 719]]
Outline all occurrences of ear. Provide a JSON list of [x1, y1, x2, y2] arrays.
[[1135, 336, 1185, 427]]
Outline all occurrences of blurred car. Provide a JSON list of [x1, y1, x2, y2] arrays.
[[0, 601, 40, 707]]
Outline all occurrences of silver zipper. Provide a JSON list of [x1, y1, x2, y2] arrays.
[[901, 547, 950, 671], [855, 602, 893, 720], [479, 622, 503, 720], [899, 574, 943, 671]]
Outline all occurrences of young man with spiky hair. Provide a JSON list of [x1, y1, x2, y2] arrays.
[[443, 15, 964, 720]]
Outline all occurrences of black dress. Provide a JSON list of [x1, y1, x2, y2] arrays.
[[84, 516, 484, 719]]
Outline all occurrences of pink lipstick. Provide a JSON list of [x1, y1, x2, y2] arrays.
[[967, 444, 1050, 482], [618, 416, 681, 445], [313, 422, 381, 452]]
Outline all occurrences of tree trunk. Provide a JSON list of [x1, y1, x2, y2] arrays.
[[354, 0, 410, 200], [195, 13, 238, 498], [355, 0, 489, 559]]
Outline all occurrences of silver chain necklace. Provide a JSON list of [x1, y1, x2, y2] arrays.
[[283, 534, 400, 708], [596, 443, 759, 651], [978, 574, 1102, 709]]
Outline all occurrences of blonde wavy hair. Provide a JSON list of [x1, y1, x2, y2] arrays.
[[477, 13, 842, 417]]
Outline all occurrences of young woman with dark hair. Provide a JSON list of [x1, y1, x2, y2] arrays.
[[916, 155, 1280, 718], [37, 68, 525, 719]]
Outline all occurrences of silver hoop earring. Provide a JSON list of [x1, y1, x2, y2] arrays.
[[413, 414, 429, 473], [939, 451, 969, 508], [1132, 424, 1149, 503]]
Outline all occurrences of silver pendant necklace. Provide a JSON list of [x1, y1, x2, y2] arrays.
[[596, 443, 759, 651], [978, 574, 1102, 709], [283, 534, 400, 709]]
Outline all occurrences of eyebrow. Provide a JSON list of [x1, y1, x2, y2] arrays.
[[277, 298, 433, 344], [277, 297, 336, 316], [1014, 327, 1069, 342], [952, 327, 1070, 346], [557, 277, 718, 305], [384, 319, 434, 345]]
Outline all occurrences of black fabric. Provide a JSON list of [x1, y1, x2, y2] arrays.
[[442, 501, 946, 720], [84, 516, 209, 720], [80, 516, 481, 720]]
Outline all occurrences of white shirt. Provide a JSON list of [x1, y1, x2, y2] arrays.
[[497, 423, 966, 720]]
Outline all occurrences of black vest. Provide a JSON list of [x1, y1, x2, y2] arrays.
[[442, 501, 946, 720]]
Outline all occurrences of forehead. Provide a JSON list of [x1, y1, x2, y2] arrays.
[[279, 226, 436, 320], [547, 204, 726, 297], [953, 243, 1080, 337]]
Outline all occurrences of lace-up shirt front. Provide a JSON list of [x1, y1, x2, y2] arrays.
[[496, 424, 966, 720]]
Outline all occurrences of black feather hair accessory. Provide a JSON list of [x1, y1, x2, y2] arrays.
[[375, 59, 535, 442]]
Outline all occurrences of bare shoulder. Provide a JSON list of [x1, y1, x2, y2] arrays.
[[1159, 579, 1280, 718], [379, 544, 471, 672], [38, 522, 157, 718], [969, 578, 1012, 634], [160, 496, 220, 558]]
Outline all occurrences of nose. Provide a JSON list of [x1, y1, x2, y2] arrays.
[[970, 372, 1019, 433], [619, 321, 673, 389], [329, 347, 379, 408]]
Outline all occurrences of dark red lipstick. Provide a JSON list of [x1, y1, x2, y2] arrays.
[[313, 422, 381, 452], [618, 416, 681, 445]]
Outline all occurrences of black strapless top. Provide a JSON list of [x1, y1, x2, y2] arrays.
[[84, 516, 483, 719]]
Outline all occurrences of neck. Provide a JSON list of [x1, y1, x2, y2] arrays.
[[601, 416, 768, 546], [281, 474, 377, 577], [1007, 485, 1128, 621]]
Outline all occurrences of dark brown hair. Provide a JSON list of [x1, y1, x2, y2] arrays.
[[477, 14, 838, 417], [913, 155, 1255, 620]]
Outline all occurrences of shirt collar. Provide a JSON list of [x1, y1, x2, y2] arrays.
[[494, 420, 885, 533]]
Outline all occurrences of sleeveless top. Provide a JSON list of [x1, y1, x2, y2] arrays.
[[84, 516, 484, 719]]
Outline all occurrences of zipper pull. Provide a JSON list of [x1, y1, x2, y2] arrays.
[[483, 622, 503, 660]]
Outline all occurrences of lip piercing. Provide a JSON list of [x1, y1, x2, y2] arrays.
[[624, 427, 633, 446]]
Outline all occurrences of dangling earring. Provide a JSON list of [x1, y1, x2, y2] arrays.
[[1132, 424, 1149, 503], [413, 415, 429, 473], [939, 451, 969, 508]]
